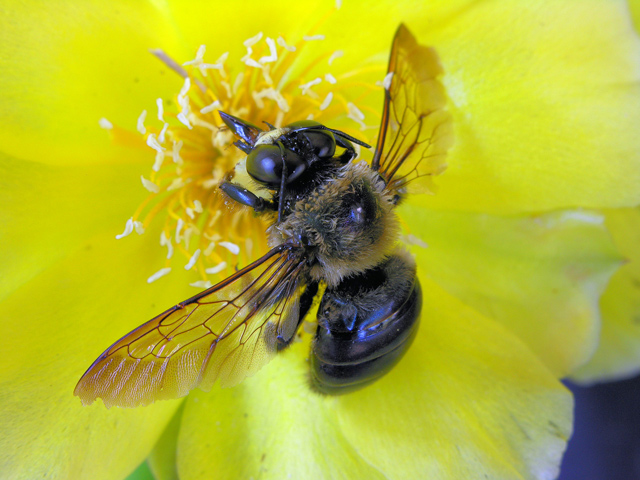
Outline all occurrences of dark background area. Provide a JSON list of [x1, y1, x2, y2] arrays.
[[560, 376, 640, 480]]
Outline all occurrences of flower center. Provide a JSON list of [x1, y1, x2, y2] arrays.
[[103, 31, 386, 287]]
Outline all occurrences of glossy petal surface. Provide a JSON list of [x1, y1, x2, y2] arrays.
[[176, 342, 386, 480], [572, 208, 640, 383], [176, 277, 572, 480], [402, 204, 621, 377], [0, 152, 149, 302], [336, 277, 572, 480], [0, 224, 194, 478], [419, 1, 640, 212], [0, 1, 185, 165]]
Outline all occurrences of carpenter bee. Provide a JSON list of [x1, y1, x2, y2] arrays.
[[75, 24, 453, 407]]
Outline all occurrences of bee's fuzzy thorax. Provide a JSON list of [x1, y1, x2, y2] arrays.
[[270, 161, 399, 287]]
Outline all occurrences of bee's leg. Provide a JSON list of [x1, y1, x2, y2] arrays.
[[276, 141, 288, 223], [276, 281, 319, 350], [219, 182, 276, 212], [334, 136, 357, 163], [233, 139, 253, 154]]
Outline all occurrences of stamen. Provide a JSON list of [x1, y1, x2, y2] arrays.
[[382, 72, 394, 90], [141, 175, 160, 193], [158, 123, 169, 143], [175, 218, 184, 243], [152, 151, 165, 172], [203, 241, 217, 257], [214, 52, 229, 66], [137, 110, 147, 135], [218, 241, 240, 255], [177, 112, 193, 129], [233, 73, 245, 94], [404, 234, 429, 249], [252, 88, 289, 112], [328, 50, 343, 65], [200, 100, 221, 114], [156, 98, 164, 122], [183, 226, 197, 250], [184, 249, 201, 270], [277, 36, 296, 52], [146, 133, 164, 154], [183, 45, 207, 67], [99, 118, 113, 130], [160, 232, 174, 259], [241, 32, 264, 65], [244, 58, 261, 68], [133, 221, 145, 234], [120, 28, 386, 288], [299, 77, 322, 96], [147, 267, 171, 284], [178, 77, 192, 106], [115, 218, 135, 239], [244, 32, 264, 48], [167, 177, 186, 191], [190, 280, 213, 289], [347, 102, 366, 130], [259, 37, 278, 64], [319, 92, 333, 111], [206, 261, 227, 274], [324, 73, 337, 84], [172, 140, 184, 165]]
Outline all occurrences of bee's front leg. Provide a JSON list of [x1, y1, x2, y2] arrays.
[[219, 182, 276, 213]]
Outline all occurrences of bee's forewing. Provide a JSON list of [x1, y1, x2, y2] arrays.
[[372, 24, 454, 194], [74, 244, 308, 408]]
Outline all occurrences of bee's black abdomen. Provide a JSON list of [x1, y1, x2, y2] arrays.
[[311, 253, 421, 394]]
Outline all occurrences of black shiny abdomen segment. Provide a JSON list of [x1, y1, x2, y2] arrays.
[[311, 253, 421, 394]]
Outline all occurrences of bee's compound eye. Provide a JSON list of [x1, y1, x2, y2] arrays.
[[288, 121, 336, 159], [246, 145, 306, 186], [303, 130, 336, 159]]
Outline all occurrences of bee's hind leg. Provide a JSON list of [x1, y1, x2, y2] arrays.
[[219, 182, 276, 213]]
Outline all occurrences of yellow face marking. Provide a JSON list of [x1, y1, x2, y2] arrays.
[[255, 127, 291, 146]]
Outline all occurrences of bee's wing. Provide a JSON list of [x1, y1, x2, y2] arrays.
[[371, 24, 454, 195], [74, 244, 309, 408]]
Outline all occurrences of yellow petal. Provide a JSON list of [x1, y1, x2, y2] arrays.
[[170, 1, 640, 212], [126, 462, 156, 480], [572, 207, 640, 383], [420, 1, 640, 212], [0, 1, 186, 165], [631, 0, 640, 33], [0, 223, 195, 479], [160, 0, 399, 61], [148, 405, 183, 480], [401, 203, 621, 377], [337, 275, 572, 480], [176, 276, 571, 480], [176, 342, 386, 480], [0, 152, 148, 301]]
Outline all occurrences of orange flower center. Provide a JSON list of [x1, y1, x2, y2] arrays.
[[104, 31, 386, 287]]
